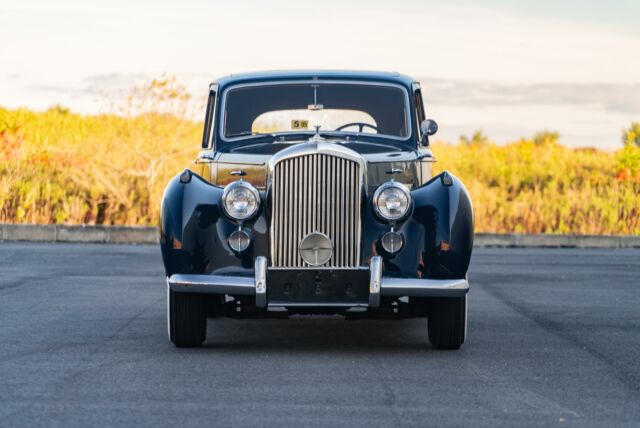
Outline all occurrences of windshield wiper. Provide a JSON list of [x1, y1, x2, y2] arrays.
[[226, 131, 274, 138]]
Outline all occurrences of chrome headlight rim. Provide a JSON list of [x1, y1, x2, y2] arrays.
[[372, 181, 412, 221], [222, 181, 261, 221]]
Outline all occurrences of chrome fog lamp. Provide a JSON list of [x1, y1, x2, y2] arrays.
[[228, 229, 251, 253], [381, 231, 404, 254], [373, 182, 411, 221], [222, 181, 260, 221]]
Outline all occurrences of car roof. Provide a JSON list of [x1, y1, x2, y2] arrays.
[[212, 70, 417, 91]]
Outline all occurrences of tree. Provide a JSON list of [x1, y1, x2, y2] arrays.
[[622, 122, 640, 147], [533, 130, 559, 146], [460, 130, 489, 146]]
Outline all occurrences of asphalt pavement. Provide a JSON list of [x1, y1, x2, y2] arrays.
[[0, 243, 639, 427]]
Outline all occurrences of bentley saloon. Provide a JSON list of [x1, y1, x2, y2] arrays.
[[160, 71, 473, 349]]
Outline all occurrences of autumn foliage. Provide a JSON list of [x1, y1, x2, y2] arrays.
[[1, 78, 639, 234]]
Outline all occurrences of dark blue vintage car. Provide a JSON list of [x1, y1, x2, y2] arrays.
[[161, 71, 473, 349]]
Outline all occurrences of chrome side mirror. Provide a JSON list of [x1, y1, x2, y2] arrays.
[[421, 119, 438, 136], [420, 119, 438, 146]]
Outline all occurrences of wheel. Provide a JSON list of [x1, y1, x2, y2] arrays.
[[167, 287, 207, 347], [427, 295, 467, 350]]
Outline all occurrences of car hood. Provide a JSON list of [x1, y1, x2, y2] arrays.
[[208, 137, 431, 192]]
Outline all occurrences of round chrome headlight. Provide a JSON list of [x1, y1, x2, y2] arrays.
[[373, 182, 411, 221], [222, 181, 260, 221]]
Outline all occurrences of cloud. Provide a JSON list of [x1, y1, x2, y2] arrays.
[[25, 72, 208, 105], [83, 73, 154, 91], [67, 73, 640, 117], [419, 78, 640, 115]]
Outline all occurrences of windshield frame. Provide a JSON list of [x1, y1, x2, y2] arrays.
[[217, 80, 414, 147]]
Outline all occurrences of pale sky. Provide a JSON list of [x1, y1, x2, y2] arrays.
[[1, 0, 639, 149]]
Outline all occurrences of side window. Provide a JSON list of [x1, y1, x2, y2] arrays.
[[201, 90, 216, 149], [414, 89, 426, 138]]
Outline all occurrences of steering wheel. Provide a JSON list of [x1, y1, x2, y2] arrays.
[[335, 122, 379, 133]]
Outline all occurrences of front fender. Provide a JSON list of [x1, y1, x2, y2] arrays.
[[159, 170, 223, 276], [411, 171, 474, 278], [362, 171, 473, 279], [159, 170, 268, 277]]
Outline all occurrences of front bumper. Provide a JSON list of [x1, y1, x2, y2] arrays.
[[167, 256, 469, 308]]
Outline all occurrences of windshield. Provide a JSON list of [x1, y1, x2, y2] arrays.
[[222, 83, 409, 141]]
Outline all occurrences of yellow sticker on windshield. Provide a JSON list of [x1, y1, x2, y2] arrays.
[[291, 120, 309, 129]]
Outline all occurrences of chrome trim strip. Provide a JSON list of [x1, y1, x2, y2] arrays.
[[168, 274, 255, 295], [215, 160, 266, 166], [267, 267, 369, 271], [369, 256, 382, 307], [166, 278, 171, 340], [267, 302, 369, 308], [380, 277, 469, 298], [255, 256, 267, 308], [269, 140, 367, 172]]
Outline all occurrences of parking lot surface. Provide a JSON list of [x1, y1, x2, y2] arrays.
[[0, 243, 639, 427]]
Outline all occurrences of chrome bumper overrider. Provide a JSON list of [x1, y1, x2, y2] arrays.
[[167, 256, 468, 308]]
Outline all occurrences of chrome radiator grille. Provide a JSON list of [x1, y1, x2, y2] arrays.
[[270, 153, 362, 268]]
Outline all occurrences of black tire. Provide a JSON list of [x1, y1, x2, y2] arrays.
[[428, 295, 467, 350], [168, 288, 207, 347]]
